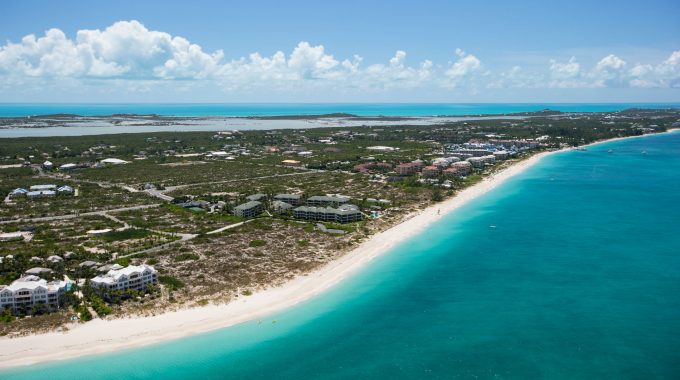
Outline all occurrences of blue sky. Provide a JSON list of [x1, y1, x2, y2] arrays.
[[0, 0, 679, 102]]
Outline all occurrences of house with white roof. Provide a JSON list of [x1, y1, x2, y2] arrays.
[[100, 158, 129, 165], [90, 264, 158, 296], [57, 185, 74, 195], [58, 163, 78, 170], [9, 188, 28, 198], [29, 184, 57, 191], [0, 276, 68, 314]]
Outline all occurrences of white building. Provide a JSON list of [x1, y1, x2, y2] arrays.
[[100, 158, 129, 165], [58, 163, 78, 170], [90, 264, 158, 294], [0, 276, 68, 314]]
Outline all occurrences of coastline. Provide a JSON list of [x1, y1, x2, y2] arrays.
[[0, 131, 674, 369]]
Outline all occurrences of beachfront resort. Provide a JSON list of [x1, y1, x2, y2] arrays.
[[0, 109, 677, 335]]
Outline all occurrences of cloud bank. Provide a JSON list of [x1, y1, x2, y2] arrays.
[[0, 20, 678, 98]]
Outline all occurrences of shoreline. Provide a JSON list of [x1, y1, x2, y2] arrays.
[[0, 130, 675, 370]]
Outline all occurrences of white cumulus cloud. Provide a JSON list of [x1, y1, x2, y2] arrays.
[[1, 20, 679, 98]]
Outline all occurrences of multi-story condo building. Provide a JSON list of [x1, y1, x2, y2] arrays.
[[0, 275, 68, 314], [233, 201, 263, 218], [273, 193, 303, 205], [306, 195, 351, 207], [90, 264, 158, 296], [293, 204, 362, 223]]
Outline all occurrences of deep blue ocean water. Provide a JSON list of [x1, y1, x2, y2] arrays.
[[2, 131, 679, 379], [0, 103, 679, 117]]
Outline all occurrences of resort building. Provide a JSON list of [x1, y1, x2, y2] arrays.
[[467, 157, 486, 168], [452, 161, 472, 174], [307, 195, 351, 207], [274, 193, 302, 205], [493, 151, 509, 160], [481, 155, 496, 165], [293, 204, 363, 223], [233, 201, 263, 218], [422, 166, 442, 178], [395, 161, 424, 176], [354, 162, 392, 173], [271, 200, 293, 213], [246, 193, 267, 202], [0, 275, 68, 314], [90, 264, 158, 295], [448, 149, 494, 157], [443, 161, 473, 178]]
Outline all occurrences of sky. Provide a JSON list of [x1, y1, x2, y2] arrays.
[[0, 0, 679, 103]]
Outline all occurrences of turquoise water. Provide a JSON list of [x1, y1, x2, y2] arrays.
[[3, 132, 680, 379], [1, 103, 679, 117]]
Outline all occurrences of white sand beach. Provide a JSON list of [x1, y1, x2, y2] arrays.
[[1, 132, 673, 369]]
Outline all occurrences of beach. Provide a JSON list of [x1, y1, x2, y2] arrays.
[[1, 131, 673, 369]]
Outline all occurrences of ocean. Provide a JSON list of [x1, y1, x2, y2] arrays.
[[0, 102, 679, 117], [2, 131, 679, 379]]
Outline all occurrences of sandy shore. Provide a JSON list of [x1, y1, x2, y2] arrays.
[[1, 131, 674, 369]]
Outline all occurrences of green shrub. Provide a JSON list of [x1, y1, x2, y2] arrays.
[[159, 275, 185, 291], [249, 239, 266, 247], [174, 253, 199, 261]]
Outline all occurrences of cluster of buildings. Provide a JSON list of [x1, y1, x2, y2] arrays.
[[390, 143, 516, 181], [0, 264, 158, 315], [9, 184, 74, 199], [353, 162, 393, 173], [41, 158, 131, 171], [232, 193, 362, 223]]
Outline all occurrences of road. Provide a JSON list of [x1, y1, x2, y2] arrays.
[[0, 204, 160, 225]]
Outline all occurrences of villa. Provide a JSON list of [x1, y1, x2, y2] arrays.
[[90, 264, 158, 296], [0, 275, 68, 315]]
